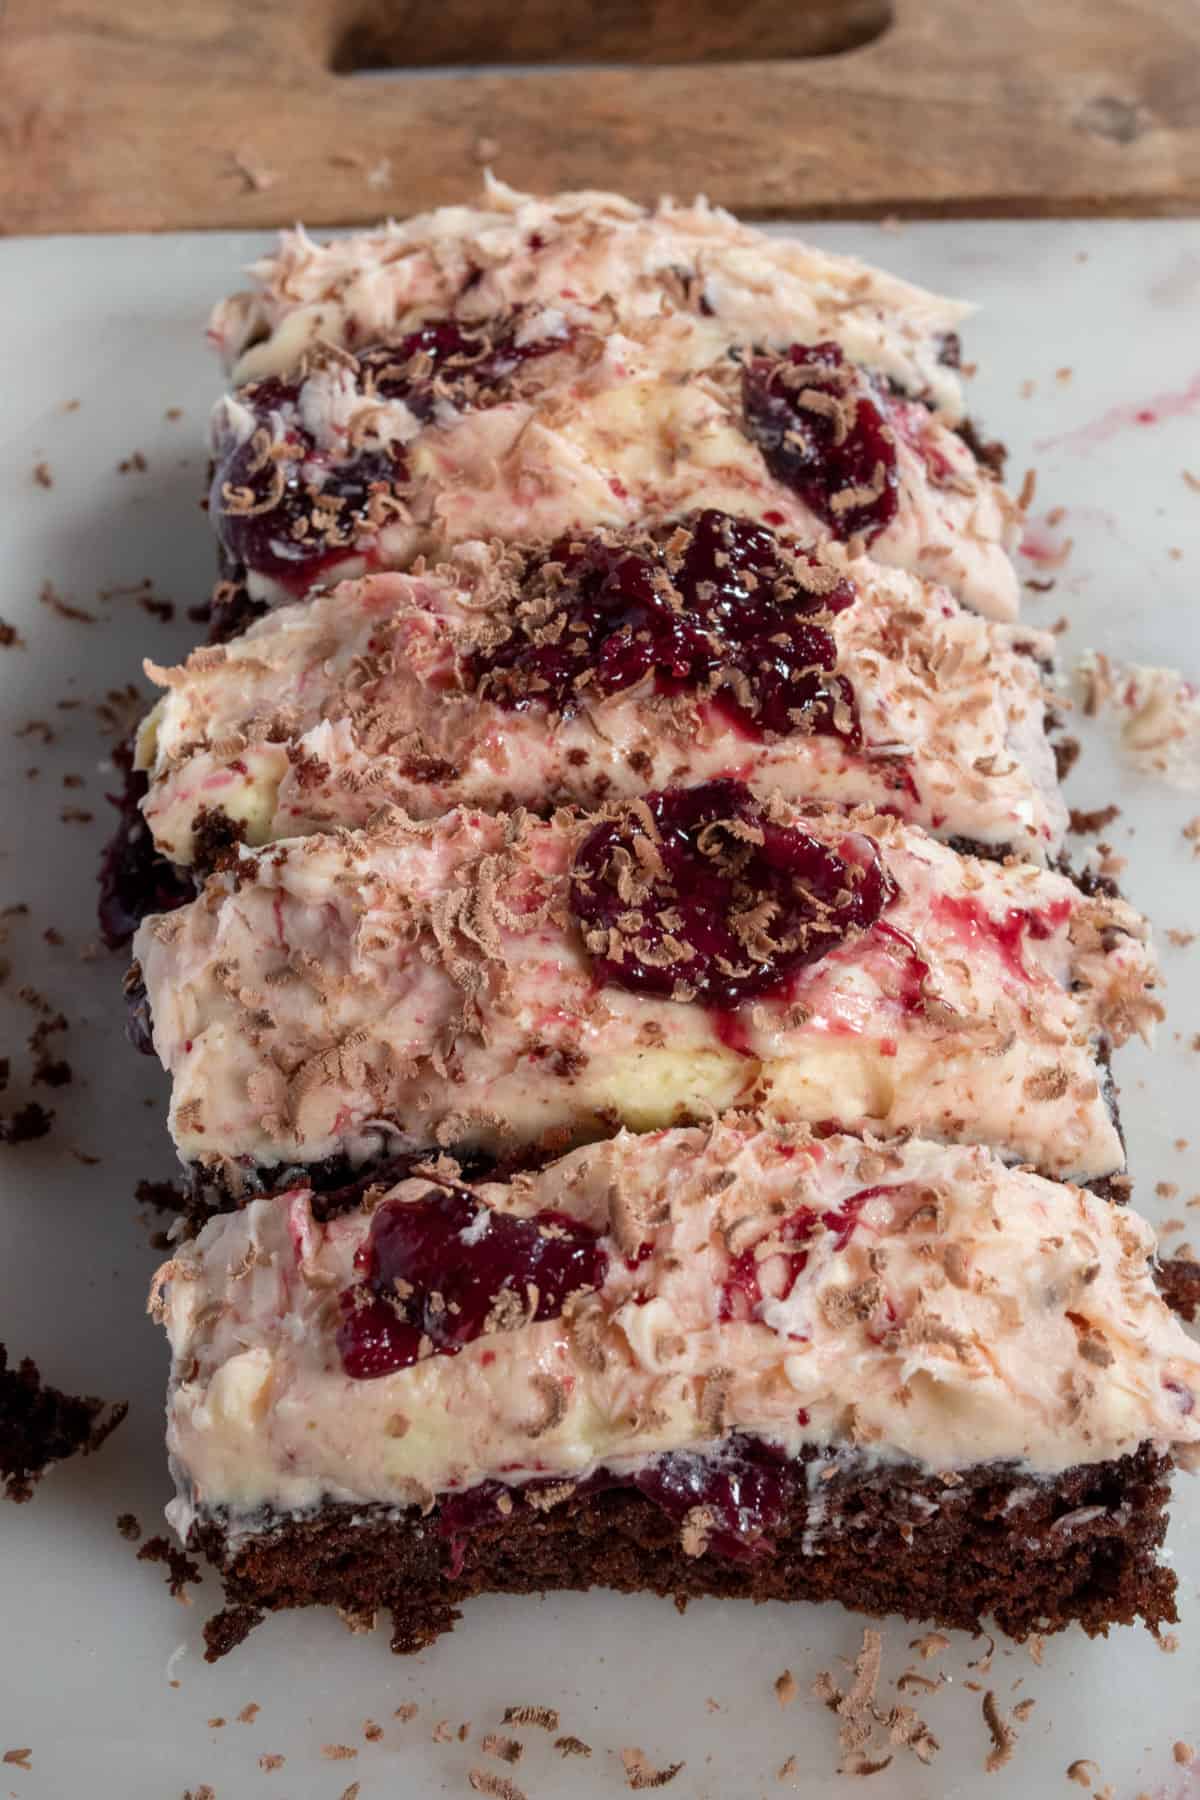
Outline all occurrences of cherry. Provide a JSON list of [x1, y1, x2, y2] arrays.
[[570, 778, 894, 1010], [471, 510, 859, 743], [742, 341, 900, 542], [336, 1184, 607, 1380], [212, 315, 571, 591]]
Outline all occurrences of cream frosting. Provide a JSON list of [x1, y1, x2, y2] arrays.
[[135, 546, 1064, 870], [131, 802, 1159, 1184], [211, 298, 1020, 621], [211, 178, 970, 418], [155, 1126, 1200, 1536]]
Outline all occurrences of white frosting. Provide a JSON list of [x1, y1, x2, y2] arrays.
[[131, 804, 1159, 1183], [211, 179, 970, 419], [155, 1127, 1200, 1532], [136, 552, 1064, 869]]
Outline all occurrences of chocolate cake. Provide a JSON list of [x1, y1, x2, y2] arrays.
[[106, 180, 1194, 1660], [0, 1343, 126, 1503], [152, 1128, 1200, 1658]]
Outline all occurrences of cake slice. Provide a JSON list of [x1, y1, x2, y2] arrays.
[[128, 781, 1157, 1192], [136, 511, 1064, 874], [212, 180, 970, 416], [208, 303, 1019, 622], [152, 1123, 1200, 1657]]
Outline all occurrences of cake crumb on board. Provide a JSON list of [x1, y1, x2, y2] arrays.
[[467, 1772, 526, 1800], [503, 1705, 558, 1732], [619, 1746, 685, 1789], [775, 1669, 798, 1707]]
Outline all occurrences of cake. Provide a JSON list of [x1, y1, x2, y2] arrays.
[[128, 782, 1156, 1192], [135, 512, 1065, 872], [107, 181, 1194, 1658], [152, 1125, 1200, 1657]]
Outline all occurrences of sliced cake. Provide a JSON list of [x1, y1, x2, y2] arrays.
[[152, 1123, 1200, 1657], [128, 781, 1157, 1192], [208, 306, 1019, 621], [136, 511, 1064, 874]]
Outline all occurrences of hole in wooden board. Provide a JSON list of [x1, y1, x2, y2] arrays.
[[330, 0, 892, 73]]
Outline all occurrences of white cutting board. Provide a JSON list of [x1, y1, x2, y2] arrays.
[[0, 219, 1198, 1799]]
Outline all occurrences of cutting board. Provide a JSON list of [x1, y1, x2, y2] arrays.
[[4, 0, 1200, 231]]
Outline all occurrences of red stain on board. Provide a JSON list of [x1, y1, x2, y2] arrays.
[[1019, 516, 1074, 569], [1035, 371, 1200, 454]]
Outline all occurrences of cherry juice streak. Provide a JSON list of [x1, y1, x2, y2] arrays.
[[337, 1186, 607, 1380], [720, 1187, 879, 1323], [570, 778, 894, 1011], [934, 893, 1072, 982], [741, 341, 900, 542], [211, 315, 571, 590], [469, 509, 860, 742]]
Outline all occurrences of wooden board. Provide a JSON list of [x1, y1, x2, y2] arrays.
[[3, 0, 1200, 232]]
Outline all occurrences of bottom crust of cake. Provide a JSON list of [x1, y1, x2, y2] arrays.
[[193, 1444, 1177, 1662]]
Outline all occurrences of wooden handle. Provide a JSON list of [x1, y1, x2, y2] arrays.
[[327, 0, 890, 71], [2, 0, 1199, 232]]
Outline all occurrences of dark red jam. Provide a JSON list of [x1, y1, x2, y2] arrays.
[[468, 509, 860, 742], [437, 1436, 794, 1570], [742, 341, 900, 543], [336, 1185, 607, 1380], [211, 314, 571, 588], [721, 1186, 879, 1322], [570, 779, 894, 1010]]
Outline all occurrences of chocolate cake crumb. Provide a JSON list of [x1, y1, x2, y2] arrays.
[[39, 580, 97, 624], [0, 1343, 127, 1500], [1069, 805, 1121, 836], [138, 1535, 202, 1601], [116, 1511, 142, 1541], [3, 1749, 32, 1770], [481, 1734, 523, 1764], [321, 1743, 357, 1760], [258, 1753, 284, 1771], [910, 1631, 950, 1660], [0, 617, 24, 648], [1054, 737, 1082, 782], [431, 1720, 454, 1743], [1156, 1255, 1200, 1321], [619, 1746, 685, 1789], [778, 1755, 798, 1781], [362, 1719, 383, 1742], [117, 451, 148, 475], [183, 1788, 215, 1799], [32, 461, 52, 488], [0, 1101, 54, 1143], [468, 1772, 526, 1800], [395, 1703, 419, 1723], [339, 1785, 361, 1800], [554, 1735, 592, 1757], [775, 1669, 798, 1707], [1175, 1741, 1195, 1765], [136, 1176, 187, 1216], [1066, 1758, 1098, 1785], [238, 1704, 261, 1724], [503, 1705, 558, 1732]]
